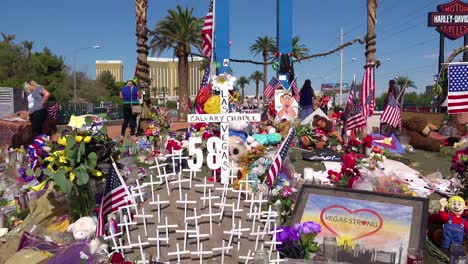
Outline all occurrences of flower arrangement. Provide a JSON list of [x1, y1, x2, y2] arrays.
[[211, 72, 236, 91], [327, 152, 361, 188], [204, 95, 221, 114], [275, 221, 321, 260], [149, 107, 171, 139], [362, 135, 373, 149], [271, 172, 296, 225], [451, 148, 468, 198]]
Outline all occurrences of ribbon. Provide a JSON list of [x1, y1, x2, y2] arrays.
[[28, 135, 49, 170], [277, 94, 297, 118]]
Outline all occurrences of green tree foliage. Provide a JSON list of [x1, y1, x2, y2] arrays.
[[96, 71, 118, 96]]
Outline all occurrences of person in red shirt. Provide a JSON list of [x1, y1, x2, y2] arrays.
[[439, 196, 468, 250], [321, 94, 330, 115]]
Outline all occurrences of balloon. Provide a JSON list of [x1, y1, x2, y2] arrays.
[[272, 61, 279, 71]]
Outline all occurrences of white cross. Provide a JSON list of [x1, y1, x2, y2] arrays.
[[270, 251, 286, 263], [233, 181, 250, 210], [250, 225, 267, 251], [200, 189, 221, 235], [245, 193, 268, 218], [215, 181, 232, 222], [143, 173, 162, 203], [149, 194, 169, 223], [247, 206, 262, 232], [117, 213, 137, 245], [194, 178, 214, 206], [229, 160, 241, 185], [171, 152, 188, 175], [157, 216, 178, 241], [112, 237, 133, 252], [167, 242, 190, 263], [238, 249, 254, 264], [266, 224, 283, 258], [131, 235, 149, 264], [182, 168, 200, 188], [261, 205, 278, 235], [164, 149, 183, 176], [148, 227, 169, 260], [131, 179, 146, 203], [176, 193, 197, 221], [212, 240, 233, 264], [159, 166, 172, 196], [171, 171, 191, 201], [235, 220, 250, 251], [186, 208, 202, 229], [188, 225, 210, 253], [134, 208, 153, 237], [103, 229, 122, 250], [187, 80, 261, 183], [190, 242, 213, 264], [175, 222, 197, 251]]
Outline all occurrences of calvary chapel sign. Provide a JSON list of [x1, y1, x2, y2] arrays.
[[428, 0, 468, 40]]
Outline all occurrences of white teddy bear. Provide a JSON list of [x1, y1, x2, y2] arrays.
[[67, 216, 107, 254]]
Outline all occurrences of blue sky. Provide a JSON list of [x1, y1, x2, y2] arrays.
[[2, 0, 465, 97]]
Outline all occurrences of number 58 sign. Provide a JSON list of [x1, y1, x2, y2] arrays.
[[187, 137, 229, 171]]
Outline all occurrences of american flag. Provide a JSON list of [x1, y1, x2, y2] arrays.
[[360, 63, 375, 119], [201, 0, 214, 60], [289, 79, 300, 102], [342, 74, 356, 120], [195, 67, 211, 114], [345, 100, 366, 131], [96, 163, 132, 237], [448, 64, 468, 114], [264, 77, 282, 98], [266, 128, 295, 188], [380, 94, 401, 128]]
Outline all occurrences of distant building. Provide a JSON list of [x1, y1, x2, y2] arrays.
[[96, 60, 124, 82], [148, 57, 204, 100], [426, 85, 434, 95]]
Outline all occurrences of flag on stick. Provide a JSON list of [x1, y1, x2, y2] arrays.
[[360, 63, 375, 119], [289, 79, 300, 102], [345, 101, 366, 131], [201, 0, 214, 60], [266, 128, 295, 188], [264, 77, 282, 99], [342, 74, 356, 120], [447, 64, 468, 114], [96, 163, 132, 237], [380, 94, 401, 128], [194, 67, 211, 114]]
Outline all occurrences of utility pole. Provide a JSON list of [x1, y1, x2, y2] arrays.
[[339, 27, 343, 106], [365, 0, 377, 64]]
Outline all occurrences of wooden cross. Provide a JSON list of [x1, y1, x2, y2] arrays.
[[215, 181, 232, 222], [250, 225, 267, 251], [167, 242, 190, 263], [117, 212, 137, 245], [133, 208, 153, 236], [247, 206, 262, 232], [131, 235, 149, 264], [103, 229, 122, 250], [233, 181, 250, 210], [187, 79, 261, 183], [176, 193, 197, 221], [212, 240, 233, 264], [175, 222, 197, 251], [200, 189, 221, 235], [266, 223, 283, 258], [149, 194, 169, 223], [188, 225, 210, 254], [131, 179, 146, 203], [171, 171, 191, 201], [234, 219, 250, 251], [261, 205, 278, 235], [148, 226, 169, 260], [238, 249, 254, 264], [182, 168, 200, 188], [194, 178, 214, 206], [190, 242, 213, 264], [143, 173, 162, 203], [158, 216, 178, 242]]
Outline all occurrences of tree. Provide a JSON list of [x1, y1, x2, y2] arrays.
[[236, 76, 250, 103], [292, 36, 310, 59], [22, 41, 33, 57], [249, 71, 263, 101], [366, 0, 378, 64], [250, 36, 275, 94], [394, 76, 416, 108], [149, 5, 202, 120], [1, 33, 16, 44], [97, 71, 118, 96], [135, 0, 151, 92]]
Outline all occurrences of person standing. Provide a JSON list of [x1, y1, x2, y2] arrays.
[[321, 93, 330, 115], [299, 79, 315, 120], [24, 80, 50, 141], [120, 80, 141, 137]]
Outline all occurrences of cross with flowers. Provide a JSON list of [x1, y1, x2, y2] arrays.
[[187, 73, 261, 183]]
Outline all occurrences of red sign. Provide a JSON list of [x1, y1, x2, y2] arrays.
[[428, 0, 468, 40]]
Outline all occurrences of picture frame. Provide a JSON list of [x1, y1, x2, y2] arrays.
[[290, 184, 429, 264]]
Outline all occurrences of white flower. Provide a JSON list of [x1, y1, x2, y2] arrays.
[[212, 73, 236, 91], [283, 181, 290, 187], [272, 189, 279, 196]]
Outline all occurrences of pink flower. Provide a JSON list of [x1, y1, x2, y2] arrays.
[[281, 186, 293, 197]]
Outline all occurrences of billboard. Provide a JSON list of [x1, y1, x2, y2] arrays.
[[321, 83, 349, 93]]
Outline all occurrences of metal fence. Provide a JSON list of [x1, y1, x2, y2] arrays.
[[56, 102, 123, 125]]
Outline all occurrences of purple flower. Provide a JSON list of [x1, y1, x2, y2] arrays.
[[276, 226, 300, 244], [300, 221, 321, 235]]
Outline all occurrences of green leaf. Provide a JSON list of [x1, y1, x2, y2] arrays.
[[85, 116, 94, 125], [66, 135, 75, 149], [100, 126, 107, 134], [79, 142, 85, 156], [75, 166, 89, 185], [54, 168, 72, 194], [34, 168, 42, 177], [26, 168, 34, 177], [44, 168, 54, 177], [87, 152, 97, 169]]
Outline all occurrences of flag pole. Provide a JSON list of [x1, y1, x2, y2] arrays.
[[211, 0, 216, 65]]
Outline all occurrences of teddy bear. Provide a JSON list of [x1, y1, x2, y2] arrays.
[[67, 216, 107, 254], [402, 117, 443, 152], [277, 119, 293, 139], [229, 136, 248, 162], [312, 115, 336, 150]]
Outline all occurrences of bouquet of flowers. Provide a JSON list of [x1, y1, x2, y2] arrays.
[[327, 152, 361, 188], [271, 172, 296, 225], [452, 148, 468, 197], [276, 221, 321, 260]]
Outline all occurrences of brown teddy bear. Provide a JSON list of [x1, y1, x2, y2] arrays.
[[277, 119, 292, 139], [312, 116, 333, 133], [402, 117, 443, 152]]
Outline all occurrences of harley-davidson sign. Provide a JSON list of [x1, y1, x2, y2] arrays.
[[428, 0, 468, 40]]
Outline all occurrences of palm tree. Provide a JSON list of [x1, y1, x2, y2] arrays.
[[135, 0, 151, 93], [395, 76, 417, 108], [236, 76, 250, 103], [22, 41, 33, 57], [1, 33, 15, 44], [250, 36, 275, 92], [292, 36, 310, 59], [149, 5, 202, 120], [249, 71, 263, 101]]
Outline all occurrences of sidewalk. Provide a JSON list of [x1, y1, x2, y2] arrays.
[[102, 119, 191, 139]]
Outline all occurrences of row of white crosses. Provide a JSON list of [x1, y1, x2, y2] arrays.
[[105, 152, 283, 263]]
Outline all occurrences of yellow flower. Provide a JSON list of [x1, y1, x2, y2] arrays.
[[58, 137, 67, 146], [44, 156, 56, 162], [54, 150, 65, 157], [59, 156, 68, 164], [69, 171, 75, 182], [204, 96, 221, 114], [92, 170, 103, 177], [75, 136, 83, 142], [47, 165, 57, 174], [83, 136, 92, 143]]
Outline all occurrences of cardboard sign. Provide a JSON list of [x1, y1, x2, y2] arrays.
[[274, 89, 298, 121], [302, 149, 342, 162]]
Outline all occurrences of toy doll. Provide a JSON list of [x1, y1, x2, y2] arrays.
[[439, 196, 468, 250]]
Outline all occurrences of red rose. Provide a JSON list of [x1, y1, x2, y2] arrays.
[[342, 153, 356, 169], [363, 135, 373, 148], [349, 138, 360, 147]]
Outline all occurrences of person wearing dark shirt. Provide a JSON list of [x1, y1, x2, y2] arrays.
[[299, 79, 315, 120], [119, 80, 141, 137]]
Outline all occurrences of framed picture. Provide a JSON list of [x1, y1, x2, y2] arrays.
[[290, 184, 429, 264]]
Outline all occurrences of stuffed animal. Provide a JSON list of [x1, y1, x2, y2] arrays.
[[229, 121, 249, 141], [439, 196, 468, 251], [313, 115, 333, 133], [229, 136, 248, 162], [67, 216, 107, 254], [402, 117, 443, 152], [277, 119, 292, 139]]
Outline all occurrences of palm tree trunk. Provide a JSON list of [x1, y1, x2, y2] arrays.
[[262, 54, 268, 101], [178, 54, 189, 121], [255, 81, 259, 100], [365, 0, 377, 64], [241, 85, 245, 103], [136, 0, 151, 92]]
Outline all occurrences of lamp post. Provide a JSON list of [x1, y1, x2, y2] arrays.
[[73, 45, 101, 101]]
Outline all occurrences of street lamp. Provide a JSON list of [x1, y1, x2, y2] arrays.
[[73, 45, 101, 101]]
